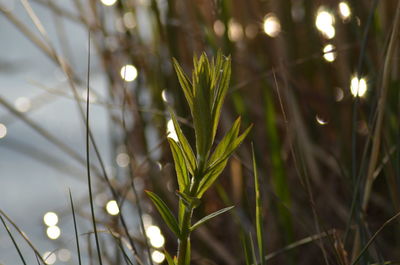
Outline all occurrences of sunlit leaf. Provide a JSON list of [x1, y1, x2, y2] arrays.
[[169, 110, 196, 174], [164, 251, 176, 265], [145, 191, 180, 237], [168, 138, 189, 191], [196, 158, 228, 198], [208, 116, 241, 167], [190, 206, 234, 231], [211, 53, 231, 141], [252, 144, 265, 265], [172, 59, 193, 110]]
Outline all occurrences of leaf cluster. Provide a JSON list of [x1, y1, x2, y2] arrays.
[[146, 51, 251, 264]]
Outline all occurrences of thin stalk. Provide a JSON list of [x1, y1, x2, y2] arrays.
[[177, 177, 201, 265], [69, 190, 82, 265], [0, 213, 27, 265], [85, 31, 103, 265]]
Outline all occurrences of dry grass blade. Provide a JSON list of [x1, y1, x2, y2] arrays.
[[262, 230, 335, 263], [85, 30, 103, 265], [69, 190, 82, 265], [0, 210, 46, 264], [362, 0, 400, 211], [351, 212, 400, 265], [0, 213, 27, 265]]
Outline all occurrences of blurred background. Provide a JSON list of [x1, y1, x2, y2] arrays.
[[0, 0, 400, 264]]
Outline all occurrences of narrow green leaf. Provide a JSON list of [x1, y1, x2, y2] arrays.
[[169, 110, 196, 174], [164, 251, 176, 265], [196, 158, 229, 198], [240, 232, 254, 265], [172, 58, 193, 109], [196, 124, 252, 197], [252, 143, 265, 265], [168, 138, 189, 191], [190, 206, 234, 231], [208, 116, 241, 166], [145, 191, 180, 237], [211, 54, 231, 141], [192, 59, 213, 162]]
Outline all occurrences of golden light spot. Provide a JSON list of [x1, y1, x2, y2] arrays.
[[106, 200, 120, 215], [100, 0, 117, 6], [43, 212, 58, 226], [120, 65, 138, 82], [0, 123, 7, 139], [46, 226, 61, 240], [315, 8, 335, 39], [42, 251, 57, 265], [151, 250, 165, 264], [338, 2, 351, 20], [263, 14, 281, 38], [228, 19, 243, 42], [322, 44, 336, 62], [350, 76, 367, 98], [116, 153, 130, 167], [213, 20, 225, 37], [15, 97, 31, 112], [167, 119, 178, 142]]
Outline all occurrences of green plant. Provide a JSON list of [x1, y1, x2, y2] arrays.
[[145, 51, 252, 265]]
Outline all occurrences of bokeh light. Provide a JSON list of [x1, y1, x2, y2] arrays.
[[106, 200, 120, 215], [213, 20, 225, 37], [228, 19, 243, 41], [120, 65, 138, 82], [43, 212, 58, 226], [100, 0, 117, 6], [315, 115, 328, 125], [167, 119, 178, 142], [116, 153, 130, 167], [150, 233, 165, 248], [15, 97, 31, 112], [263, 13, 281, 38], [339, 2, 351, 20], [42, 251, 57, 265], [151, 250, 165, 264], [146, 225, 161, 238], [46, 226, 61, 240], [350, 76, 367, 97], [315, 8, 335, 39], [0, 123, 7, 139], [322, 44, 337, 62]]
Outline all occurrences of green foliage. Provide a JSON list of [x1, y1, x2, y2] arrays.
[[190, 206, 235, 231], [146, 51, 251, 264], [145, 191, 181, 238], [253, 144, 265, 265]]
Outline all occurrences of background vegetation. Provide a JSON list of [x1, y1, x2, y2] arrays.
[[1, 0, 400, 264]]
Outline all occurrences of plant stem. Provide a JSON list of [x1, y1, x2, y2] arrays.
[[177, 176, 201, 265], [177, 207, 193, 265]]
